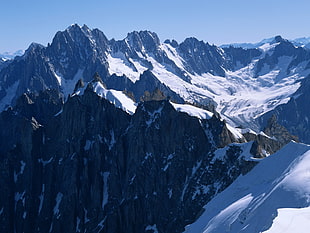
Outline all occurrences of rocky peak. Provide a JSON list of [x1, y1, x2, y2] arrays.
[[23, 42, 45, 58], [164, 39, 179, 48], [125, 30, 160, 54], [178, 37, 229, 76], [263, 114, 298, 144], [273, 35, 285, 43]]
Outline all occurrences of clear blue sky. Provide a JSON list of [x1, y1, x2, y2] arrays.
[[1, 0, 310, 52]]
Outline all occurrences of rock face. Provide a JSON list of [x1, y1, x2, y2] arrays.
[[242, 115, 298, 158], [0, 87, 258, 233]]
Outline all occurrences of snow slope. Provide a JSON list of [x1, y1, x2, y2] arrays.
[[184, 141, 310, 233], [262, 206, 310, 233]]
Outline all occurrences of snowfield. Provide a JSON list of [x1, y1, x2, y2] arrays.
[[103, 40, 310, 129], [184, 142, 310, 233]]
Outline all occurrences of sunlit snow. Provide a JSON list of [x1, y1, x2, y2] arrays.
[[92, 81, 137, 114], [262, 206, 310, 233], [107, 53, 147, 82], [171, 102, 213, 119]]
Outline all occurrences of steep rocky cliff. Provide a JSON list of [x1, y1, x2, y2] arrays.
[[0, 86, 258, 233]]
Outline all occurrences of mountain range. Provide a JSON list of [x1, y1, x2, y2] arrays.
[[0, 24, 310, 233]]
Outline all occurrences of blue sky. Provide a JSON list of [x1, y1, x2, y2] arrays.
[[1, 0, 310, 52]]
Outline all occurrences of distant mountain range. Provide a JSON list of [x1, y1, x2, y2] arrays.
[[221, 36, 310, 49], [0, 50, 24, 60], [1, 24, 310, 233]]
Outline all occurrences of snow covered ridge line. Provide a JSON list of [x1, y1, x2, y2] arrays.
[[72, 79, 214, 119], [184, 141, 310, 233], [72, 79, 137, 115]]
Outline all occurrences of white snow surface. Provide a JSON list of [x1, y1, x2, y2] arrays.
[[262, 206, 310, 233], [107, 52, 147, 82], [184, 141, 310, 233], [171, 102, 213, 119], [92, 81, 137, 114], [73, 80, 137, 115], [61, 68, 85, 99]]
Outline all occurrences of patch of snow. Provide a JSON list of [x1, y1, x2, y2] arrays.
[[162, 153, 175, 171], [61, 68, 85, 98], [84, 140, 94, 151], [226, 124, 244, 140], [92, 81, 137, 114], [53, 192, 63, 218], [84, 208, 90, 223], [212, 142, 255, 163], [145, 104, 164, 127], [107, 130, 116, 150], [259, 42, 280, 52], [160, 43, 186, 70], [54, 109, 63, 116], [76, 217, 81, 232], [101, 172, 109, 211], [14, 160, 26, 182], [53, 71, 62, 86], [38, 157, 53, 166], [168, 188, 173, 199], [171, 102, 213, 119], [38, 184, 45, 214], [15, 191, 26, 211], [107, 53, 147, 82], [145, 224, 159, 233], [96, 217, 107, 232]]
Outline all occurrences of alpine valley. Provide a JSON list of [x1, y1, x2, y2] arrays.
[[1, 24, 310, 233]]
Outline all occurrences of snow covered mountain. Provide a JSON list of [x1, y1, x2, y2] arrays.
[[1, 24, 310, 233], [184, 141, 310, 233], [1, 24, 310, 135]]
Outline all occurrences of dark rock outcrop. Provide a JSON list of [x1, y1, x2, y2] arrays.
[[0, 88, 258, 233]]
